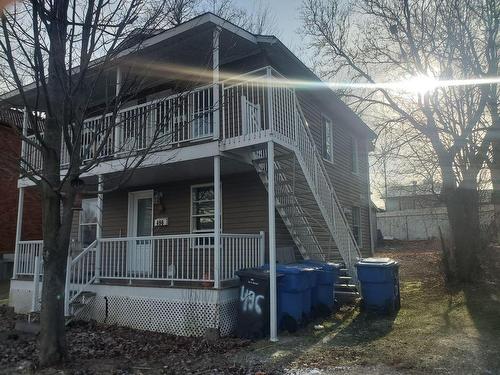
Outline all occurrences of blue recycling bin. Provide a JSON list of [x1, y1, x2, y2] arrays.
[[261, 263, 310, 332], [301, 260, 340, 310], [288, 263, 317, 317], [355, 258, 400, 314]]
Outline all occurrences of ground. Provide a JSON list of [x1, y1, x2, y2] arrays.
[[1, 241, 499, 374]]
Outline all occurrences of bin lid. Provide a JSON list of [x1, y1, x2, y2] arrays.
[[300, 259, 341, 270], [355, 257, 398, 267], [236, 268, 284, 279], [288, 263, 318, 272], [261, 264, 303, 274]]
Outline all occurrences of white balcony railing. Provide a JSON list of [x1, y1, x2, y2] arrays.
[[16, 232, 264, 287], [22, 84, 215, 169]]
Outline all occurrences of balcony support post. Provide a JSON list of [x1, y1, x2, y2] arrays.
[[95, 175, 103, 283], [267, 140, 278, 342], [12, 186, 25, 279], [21, 107, 28, 160], [114, 66, 122, 154], [212, 26, 221, 141], [214, 155, 221, 288]]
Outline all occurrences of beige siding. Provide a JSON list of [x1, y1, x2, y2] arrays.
[[297, 90, 372, 257], [71, 172, 295, 257]]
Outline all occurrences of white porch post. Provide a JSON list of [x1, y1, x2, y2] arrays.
[[95, 175, 104, 282], [267, 141, 278, 342], [266, 67, 274, 133], [12, 187, 25, 279], [212, 26, 221, 140], [214, 155, 221, 288], [13, 108, 28, 279], [114, 66, 122, 154]]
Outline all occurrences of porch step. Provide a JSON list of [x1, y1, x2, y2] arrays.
[[335, 290, 360, 304]]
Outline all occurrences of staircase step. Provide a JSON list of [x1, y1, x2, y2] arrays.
[[70, 301, 85, 309], [337, 276, 352, 283], [335, 290, 360, 303], [80, 291, 96, 298], [335, 283, 357, 290]]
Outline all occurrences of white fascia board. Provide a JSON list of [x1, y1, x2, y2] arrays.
[[17, 141, 220, 188]]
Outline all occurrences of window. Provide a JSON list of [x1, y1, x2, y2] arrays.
[[322, 116, 333, 162], [80, 198, 98, 247], [351, 206, 361, 246], [351, 137, 359, 173], [191, 184, 217, 232]]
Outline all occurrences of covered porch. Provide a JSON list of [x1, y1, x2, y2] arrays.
[[13, 154, 274, 290]]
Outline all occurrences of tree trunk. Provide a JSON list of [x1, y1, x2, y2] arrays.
[[444, 185, 480, 283], [489, 95, 500, 243], [39, 190, 67, 365]]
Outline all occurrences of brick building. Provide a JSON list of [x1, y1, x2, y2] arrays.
[[0, 109, 42, 279]]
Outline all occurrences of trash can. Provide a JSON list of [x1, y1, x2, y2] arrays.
[[260, 264, 309, 332], [288, 263, 318, 318], [301, 260, 340, 311], [235, 268, 283, 339], [355, 258, 400, 314]]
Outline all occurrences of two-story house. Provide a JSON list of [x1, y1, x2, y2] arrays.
[[6, 13, 375, 338]]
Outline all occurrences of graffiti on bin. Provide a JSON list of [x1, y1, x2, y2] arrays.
[[240, 286, 264, 315]]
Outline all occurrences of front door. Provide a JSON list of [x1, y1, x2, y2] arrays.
[[127, 190, 153, 276]]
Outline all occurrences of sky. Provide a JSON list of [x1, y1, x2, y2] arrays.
[[233, 0, 306, 56]]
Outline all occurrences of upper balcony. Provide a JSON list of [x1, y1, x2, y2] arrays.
[[21, 66, 300, 178]]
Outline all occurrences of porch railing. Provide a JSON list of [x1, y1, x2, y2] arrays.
[[15, 240, 43, 276], [97, 232, 264, 284], [16, 233, 264, 285]]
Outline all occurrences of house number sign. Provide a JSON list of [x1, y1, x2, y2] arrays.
[[154, 217, 168, 226]]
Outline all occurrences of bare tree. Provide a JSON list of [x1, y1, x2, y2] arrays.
[[0, 0, 217, 365], [301, 0, 498, 281]]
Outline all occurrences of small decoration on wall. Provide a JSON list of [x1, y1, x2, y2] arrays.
[[154, 217, 168, 227]]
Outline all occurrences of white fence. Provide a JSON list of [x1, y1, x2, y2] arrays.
[[377, 206, 495, 241]]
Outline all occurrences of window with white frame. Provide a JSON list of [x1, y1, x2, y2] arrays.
[[80, 198, 98, 247], [322, 116, 334, 162], [191, 184, 217, 232], [351, 137, 359, 173], [351, 206, 361, 247]]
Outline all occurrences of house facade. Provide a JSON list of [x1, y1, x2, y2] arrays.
[[6, 14, 374, 338]]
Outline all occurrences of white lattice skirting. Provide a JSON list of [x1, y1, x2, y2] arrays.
[[9, 280, 239, 337]]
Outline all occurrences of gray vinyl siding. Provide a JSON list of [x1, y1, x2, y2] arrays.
[[296, 90, 372, 257], [70, 172, 296, 258]]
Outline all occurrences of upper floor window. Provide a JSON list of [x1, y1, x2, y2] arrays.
[[351, 137, 359, 174], [322, 116, 334, 162], [80, 198, 98, 247], [351, 206, 361, 247]]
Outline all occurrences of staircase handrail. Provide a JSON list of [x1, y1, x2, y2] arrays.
[[295, 98, 362, 259], [64, 240, 97, 315]]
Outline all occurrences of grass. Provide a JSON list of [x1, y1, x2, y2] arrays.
[[235, 241, 500, 374]]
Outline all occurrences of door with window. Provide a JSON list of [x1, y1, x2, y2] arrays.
[[127, 191, 153, 275]]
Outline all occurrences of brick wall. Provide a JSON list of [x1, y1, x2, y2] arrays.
[[0, 124, 43, 254]]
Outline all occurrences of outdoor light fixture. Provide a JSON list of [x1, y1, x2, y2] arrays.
[[71, 177, 85, 211]]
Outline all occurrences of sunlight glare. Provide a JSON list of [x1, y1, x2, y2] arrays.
[[404, 74, 439, 95]]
